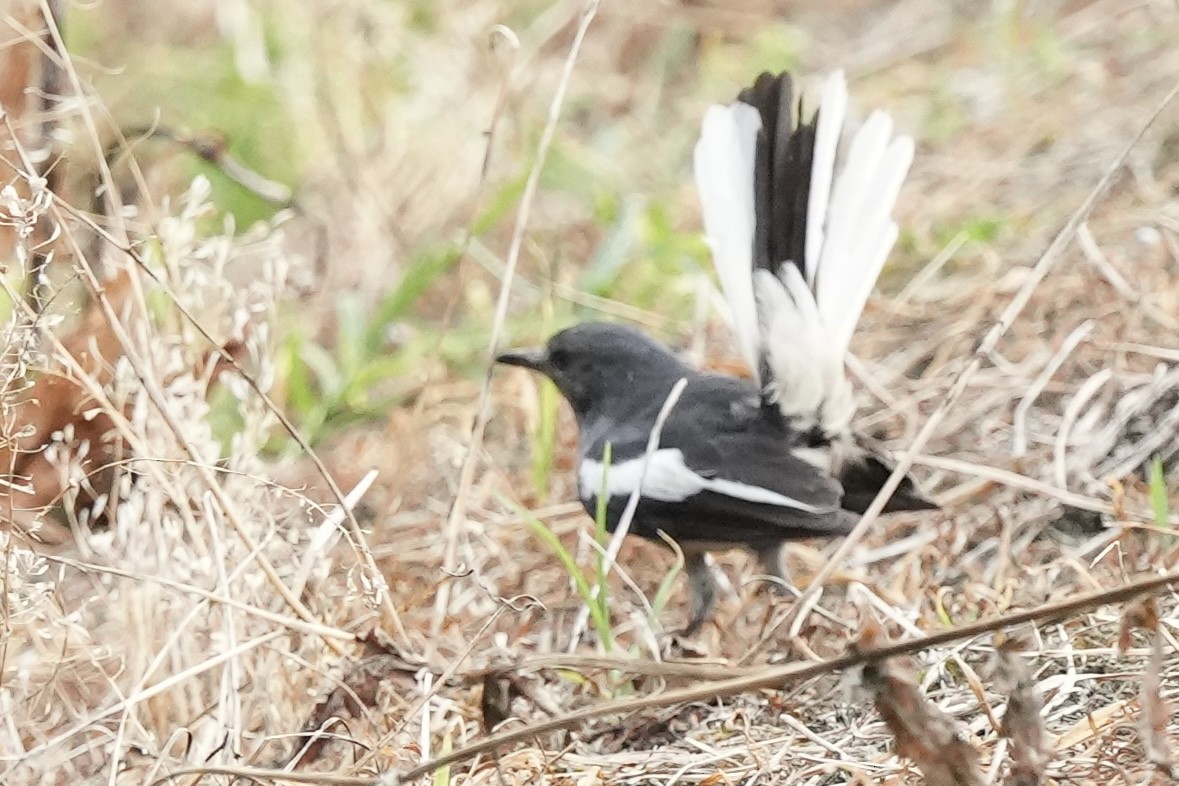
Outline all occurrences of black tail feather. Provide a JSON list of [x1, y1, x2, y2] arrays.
[[737, 71, 817, 282], [838, 444, 940, 515]]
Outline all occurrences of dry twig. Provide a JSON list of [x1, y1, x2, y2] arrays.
[[396, 570, 1179, 782]]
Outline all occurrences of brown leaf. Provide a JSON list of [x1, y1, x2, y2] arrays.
[[991, 636, 1048, 786], [2, 268, 251, 541], [857, 624, 984, 786], [0, 271, 135, 539]]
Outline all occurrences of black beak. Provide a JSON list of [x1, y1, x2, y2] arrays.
[[495, 346, 550, 374]]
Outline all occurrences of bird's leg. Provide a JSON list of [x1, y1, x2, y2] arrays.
[[755, 542, 795, 596], [683, 549, 718, 636]]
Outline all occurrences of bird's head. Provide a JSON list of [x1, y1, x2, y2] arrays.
[[496, 322, 688, 419]]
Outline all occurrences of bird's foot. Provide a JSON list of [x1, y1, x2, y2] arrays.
[[754, 544, 797, 597], [683, 550, 718, 637]]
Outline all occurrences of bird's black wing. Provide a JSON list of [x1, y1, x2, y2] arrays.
[[580, 375, 852, 546]]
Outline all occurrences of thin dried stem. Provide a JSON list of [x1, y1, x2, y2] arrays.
[[399, 570, 1179, 782], [428, 0, 601, 656]]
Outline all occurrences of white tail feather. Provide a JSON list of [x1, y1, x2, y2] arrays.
[[804, 71, 848, 286], [693, 103, 763, 374], [818, 112, 912, 358], [848, 136, 913, 272], [833, 136, 913, 353], [815, 111, 890, 325], [836, 219, 899, 362]]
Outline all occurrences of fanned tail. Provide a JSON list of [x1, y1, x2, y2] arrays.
[[693, 69, 913, 439]]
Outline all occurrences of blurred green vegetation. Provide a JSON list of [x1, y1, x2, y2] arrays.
[[61, 1, 727, 459], [71, 27, 295, 229], [56, 2, 960, 490]]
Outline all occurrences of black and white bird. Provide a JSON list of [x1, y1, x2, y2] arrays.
[[497, 70, 937, 635]]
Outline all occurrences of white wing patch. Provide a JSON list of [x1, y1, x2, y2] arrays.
[[580, 448, 833, 514]]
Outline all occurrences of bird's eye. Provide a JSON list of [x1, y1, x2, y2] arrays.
[[548, 349, 569, 369]]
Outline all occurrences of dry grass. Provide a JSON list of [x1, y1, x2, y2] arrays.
[[3, 0, 1179, 784]]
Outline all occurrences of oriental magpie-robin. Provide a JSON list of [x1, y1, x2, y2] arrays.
[[498, 70, 937, 635]]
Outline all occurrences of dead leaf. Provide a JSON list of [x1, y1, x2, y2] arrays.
[[991, 636, 1049, 786], [856, 624, 984, 786]]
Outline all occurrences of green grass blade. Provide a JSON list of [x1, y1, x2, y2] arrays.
[[1148, 457, 1171, 533], [365, 245, 462, 351], [593, 443, 613, 642], [650, 530, 685, 627], [530, 379, 559, 498], [335, 290, 367, 380], [503, 495, 614, 649]]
